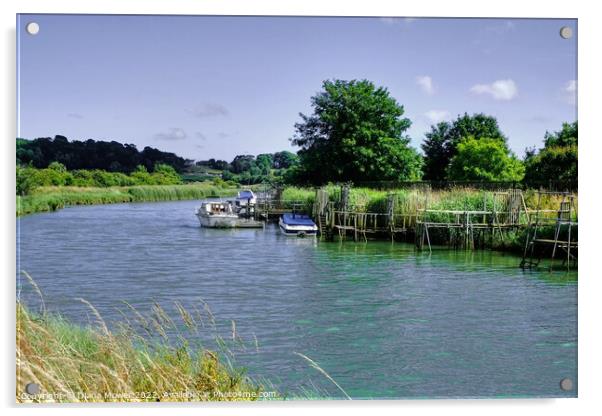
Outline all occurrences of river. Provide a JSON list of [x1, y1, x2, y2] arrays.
[[17, 199, 577, 399]]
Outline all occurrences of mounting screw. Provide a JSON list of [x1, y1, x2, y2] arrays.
[[25, 382, 40, 395], [26, 22, 40, 35], [560, 378, 573, 391], [559, 26, 573, 39]]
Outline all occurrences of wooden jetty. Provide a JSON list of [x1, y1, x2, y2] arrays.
[[415, 189, 529, 252], [520, 191, 577, 271], [249, 184, 577, 270]]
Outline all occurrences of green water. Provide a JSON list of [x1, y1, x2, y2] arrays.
[[18, 200, 577, 399]]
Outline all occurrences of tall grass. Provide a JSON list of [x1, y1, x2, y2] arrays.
[[17, 183, 238, 216], [16, 297, 267, 403], [281, 186, 574, 217]]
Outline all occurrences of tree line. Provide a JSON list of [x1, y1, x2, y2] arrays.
[[289, 79, 577, 188], [16, 78, 577, 191], [17, 136, 193, 173], [16, 162, 183, 196]]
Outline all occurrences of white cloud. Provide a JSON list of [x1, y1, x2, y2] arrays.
[[565, 80, 577, 93], [424, 110, 451, 124], [416, 75, 435, 95], [154, 128, 187, 141], [470, 79, 518, 101], [564, 80, 577, 105]]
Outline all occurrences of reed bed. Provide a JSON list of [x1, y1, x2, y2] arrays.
[[16, 294, 267, 403], [281, 186, 574, 218], [17, 183, 238, 216]]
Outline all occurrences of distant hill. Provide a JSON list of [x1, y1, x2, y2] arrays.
[[16, 136, 193, 173]]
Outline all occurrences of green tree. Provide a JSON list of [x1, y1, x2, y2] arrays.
[[291, 79, 422, 184], [152, 163, 183, 185], [447, 136, 525, 181], [421, 113, 506, 180], [16, 165, 39, 195], [272, 151, 299, 169], [255, 154, 274, 175], [130, 165, 153, 184], [524, 121, 577, 185]]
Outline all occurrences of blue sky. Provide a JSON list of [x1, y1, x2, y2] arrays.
[[17, 15, 577, 161]]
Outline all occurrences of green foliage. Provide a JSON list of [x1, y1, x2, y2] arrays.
[[17, 163, 182, 194], [17, 301, 263, 402], [152, 163, 183, 185], [16, 136, 192, 173], [16, 165, 39, 196], [447, 137, 525, 181], [272, 151, 299, 169], [524, 121, 578, 185], [291, 79, 423, 184], [17, 183, 237, 216], [421, 113, 506, 180], [543, 121, 578, 148]]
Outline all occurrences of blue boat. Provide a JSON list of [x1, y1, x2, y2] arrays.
[[279, 213, 318, 237]]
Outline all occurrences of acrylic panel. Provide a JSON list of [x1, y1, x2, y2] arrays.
[[16, 14, 578, 402]]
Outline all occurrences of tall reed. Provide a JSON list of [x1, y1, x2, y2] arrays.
[[17, 296, 266, 403]]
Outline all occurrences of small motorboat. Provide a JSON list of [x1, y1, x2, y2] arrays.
[[279, 213, 318, 237], [196, 201, 263, 228]]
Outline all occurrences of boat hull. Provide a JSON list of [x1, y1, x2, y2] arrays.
[[278, 218, 318, 237], [197, 212, 264, 229]]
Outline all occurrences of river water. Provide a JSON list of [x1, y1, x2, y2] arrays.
[[17, 200, 577, 399]]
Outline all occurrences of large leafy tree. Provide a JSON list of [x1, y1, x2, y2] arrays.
[[272, 151, 299, 169], [421, 113, 506, 180], [291, 79, 422, 184], [524, 121, 577, 185], [447, 137, 525, 181]]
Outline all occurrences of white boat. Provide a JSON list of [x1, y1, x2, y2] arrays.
[[196, 201, 264, 228], [279, 213, 318, 237]]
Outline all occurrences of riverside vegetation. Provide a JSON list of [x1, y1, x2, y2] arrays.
[[17, 275, 269, 403], [16, 162, 238, 216], [281, 185, 577, 252]]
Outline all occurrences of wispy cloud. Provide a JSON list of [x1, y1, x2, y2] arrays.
[[195, 132, 208, 141], [470, 79, 518, 101], [485, 20, 517, 35], [67, 112, 84, 119], [564, 80, 577, 105], [154, 128, 187, 141], [424, 110, 451, 124], [217, 132, 230, 139], [379, 17, 416, 26], [188, 103, 229, 118], [416, 75, 435, 95]]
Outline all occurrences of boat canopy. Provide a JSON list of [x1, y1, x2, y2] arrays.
[[281, 213, 315, 226], [237, 190, 255, 199]]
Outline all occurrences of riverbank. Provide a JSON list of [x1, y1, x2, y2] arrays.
[[282, 186, 575, 253], [17, 300, 266, 402], [16, 183, 238, 216]]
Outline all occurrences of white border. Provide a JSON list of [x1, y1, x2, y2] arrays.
[[2, 1, 601, 415]]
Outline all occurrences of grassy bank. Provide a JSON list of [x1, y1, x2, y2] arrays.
[[17, 183, 238, 216], [17, 300, 267, 403]]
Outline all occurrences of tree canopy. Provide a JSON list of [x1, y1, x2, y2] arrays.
[[524, 121, 577, 185], [447, 137, 525, 181], [421, 113, 506, 181], [17, 136, 192, 173], [291, 79, 422, 184]]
